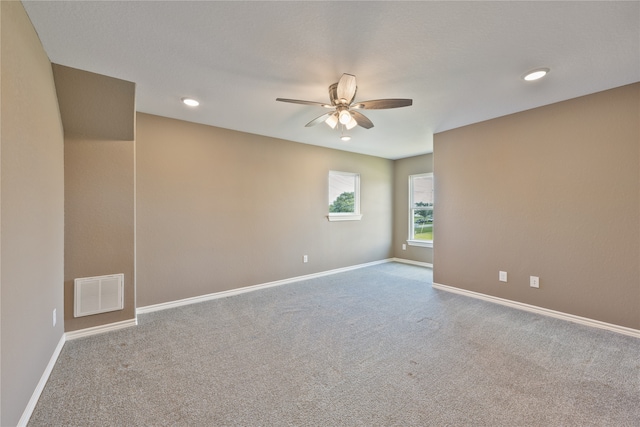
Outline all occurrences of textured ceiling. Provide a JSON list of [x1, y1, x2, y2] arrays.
[[22, 1, 640, 159]]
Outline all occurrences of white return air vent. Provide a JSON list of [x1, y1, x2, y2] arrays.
[[74, 274, 124, 318]]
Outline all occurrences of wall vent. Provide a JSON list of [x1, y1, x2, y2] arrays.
[[74, 274, 124, 318]]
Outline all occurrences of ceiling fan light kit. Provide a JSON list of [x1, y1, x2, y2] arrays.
[[338, 109, 352, 125], [345, 119, 357, 130], [277, 73, 412, 141], [325, 113, 338, 129]]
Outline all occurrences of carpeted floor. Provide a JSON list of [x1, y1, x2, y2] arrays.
[[29, 263, 640, 426]]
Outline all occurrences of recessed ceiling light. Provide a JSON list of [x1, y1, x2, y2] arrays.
[[523, 68, 550, 81], [181, 97, 200, 107], [341, 135, 351, 142]]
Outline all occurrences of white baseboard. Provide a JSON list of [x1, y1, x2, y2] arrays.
[[17, 334, 66, 427], [65, 318, 138, 341], [432, 282, 640, 339], [392, 257, 433, 268], [137, 258, 395, 314]]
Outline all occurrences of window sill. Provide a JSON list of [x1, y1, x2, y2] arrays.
[[327, 214, 363, 222], [407, 239, 433, 248]]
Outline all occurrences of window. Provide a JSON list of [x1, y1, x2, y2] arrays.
[[327, 171, 362, 221], [408, 173, 433, 247]]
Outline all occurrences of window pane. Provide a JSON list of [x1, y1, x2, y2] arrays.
[[329, 172, 358, 213], [409, 173, 433, 242], [411, 175, 433, 207], [412, 208, 433, 240]]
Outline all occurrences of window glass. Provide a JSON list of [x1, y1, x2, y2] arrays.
[[328, 171, 361, 220], [409, 173, 433, 243]]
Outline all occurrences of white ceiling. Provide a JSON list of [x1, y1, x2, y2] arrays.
[[22, 1, 640, 159]]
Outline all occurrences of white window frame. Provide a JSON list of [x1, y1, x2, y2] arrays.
[[327, 171, 362, 221], [408, 172, 433, 247]]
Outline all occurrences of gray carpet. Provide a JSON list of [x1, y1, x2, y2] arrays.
[[29, 263, 640, 426]]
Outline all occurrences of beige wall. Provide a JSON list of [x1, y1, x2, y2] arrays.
[[52, 65, 136, 332], [136, 113, 394, 307], [434, 83, 640, 330], [1, 2, 65, 425], [63, 137, 136, 331], [52, 64, 135, 141], [393, 153, 434, 263]]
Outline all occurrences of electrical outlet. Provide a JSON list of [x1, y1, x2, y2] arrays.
[[53, 308, 57, 327], [499, 271, 507, 282], [530, 276, 540, 288], [303, 255, 308, 263], [402, 244, 407, 250]]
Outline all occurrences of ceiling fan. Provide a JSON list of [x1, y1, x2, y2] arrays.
[[276, 74, 412, 138]]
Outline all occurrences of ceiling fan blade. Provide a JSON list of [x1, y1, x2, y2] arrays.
[[350, 111, 374, 129], [336, 74, 357, 104], [276, 98, 332, 108], [305, 112, 333, 127], [352, 99, 413, 110]]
